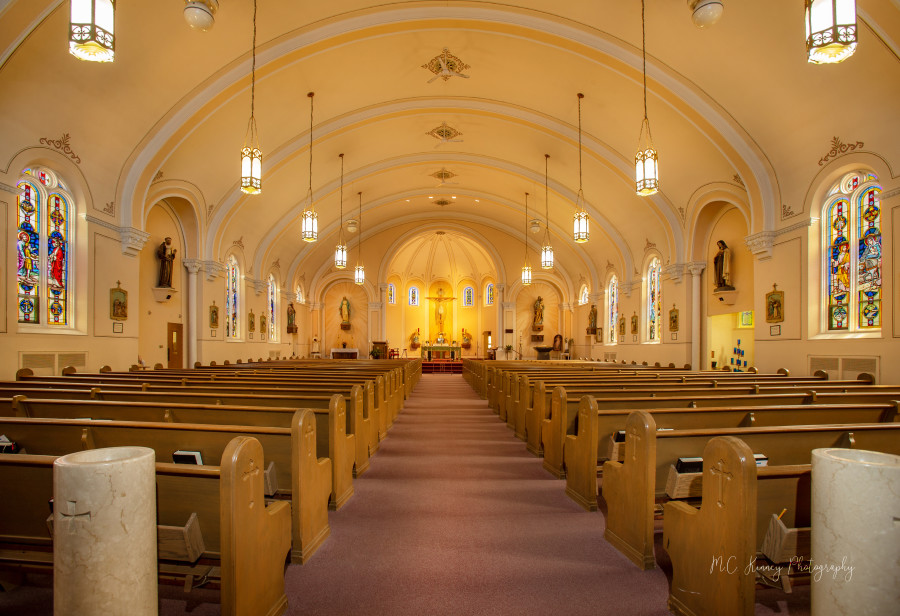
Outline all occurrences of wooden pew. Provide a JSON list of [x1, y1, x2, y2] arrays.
[[662, 437, 813, 616], [0, 384, 373, 479], [0, 409, 333, 564], [564, 399, 897, 510], [601, 411, 900, 570], [0, 435, 292, 615]]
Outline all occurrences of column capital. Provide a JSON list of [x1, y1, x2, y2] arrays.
[[745, 230, 775, 261], [182, 258, 203, 274], [662, 263, 685, 284], [688, 261, 706, 277], [203, 260, 226, 282]]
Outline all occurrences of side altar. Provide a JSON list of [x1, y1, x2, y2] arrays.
[[421, 345, 461, 360]]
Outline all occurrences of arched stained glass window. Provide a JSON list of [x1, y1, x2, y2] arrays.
[[225, 256, 239, 339], [17, 167, 73, 326], [485, 283, 494, 306], [387, 283, 396, 305], [409, 286, 419, 306], [463, 286, 474, 306], [267, 274, 277, 342], [608, 276, 618, 344], [647, 258, 661, 342], [824, 171, 881, 331]]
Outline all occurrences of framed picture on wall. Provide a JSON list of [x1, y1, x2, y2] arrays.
[[248, 310, 256, 333], [595, 328, 603, 343], [668, 304, 679, 332], [765, 284, 784, 323], [110, 282, 127, 321], [209, 301, 219, 328], [630, 312, 638, 335]]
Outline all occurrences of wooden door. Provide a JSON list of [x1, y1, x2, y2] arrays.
[[167, 323, 183, 369]]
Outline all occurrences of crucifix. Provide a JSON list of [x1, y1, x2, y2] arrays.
[[424, 288, 455, 338], [627, 427, 642, 463], [59, 499, 91, 534], [709, 459, 733, 508]]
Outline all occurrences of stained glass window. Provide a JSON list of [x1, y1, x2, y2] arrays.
[[647, 258, 661, 342], [825, 171, 880, 331], [17, 167, 73, 326], [296, 286, 304, 303], [463, 286, 474, 306], [579, 286, 589, 306], [267, 274, 277, 342], [387, 284, 396, 305], [226, 256, 239, 338], [486, 283, 494, 306], [409, 286, 419, 306], [608, 276, 618, 344]]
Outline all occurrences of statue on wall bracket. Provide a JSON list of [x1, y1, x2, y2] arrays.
[[339, 296, 351, 330], [713, 240, 735, 291]]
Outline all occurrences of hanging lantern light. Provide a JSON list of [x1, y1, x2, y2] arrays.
[[522, 192, 532, 286], [805, 0, 857, 64], [239, 0, 262, 194], [354, 192, 365, 285], [334, 154, 348, 269], [69, 0, 115, 62], [636, 0, 660, 197], [573, 93, 590, 243], [541, 154, 554, 270], [301, 92, 318, 241]]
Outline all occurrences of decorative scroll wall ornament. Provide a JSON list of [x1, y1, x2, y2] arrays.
[[818, 136, 864, 166], [732, 174, 745, 187], [744, 230, 776, 261], [152, 170, 164, 182], [678, 207, 686, 223], [203, 260, 226, 282], [207, 203, 215, 216], [272, 258, 281, 270], [232, 237, 244, 250], [102, 201, 115, 215], [644, 238, 657, 253], [606, 260, 615, 273], [782, 203, 797, 219], [39, 133, 81, 164]]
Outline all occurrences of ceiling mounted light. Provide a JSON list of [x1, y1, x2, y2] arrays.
[[354, 192, 365, 285], [335, 153, 347, 269], [541, 154, 554, 270], [687, 0, 724, 28], [184, 0, 218, 31], [573, 93, 590, 243], [239, 0, 262, 194], [806, 0, 857, 64], [69, 0, 115, 62], [636, 0, 660, 197], [301, 92, 318, 241], [522, 192, 532, 286]]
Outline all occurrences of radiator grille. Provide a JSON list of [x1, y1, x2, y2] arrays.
[[809, 355, 879, 382], [20, 352, 88, 376]]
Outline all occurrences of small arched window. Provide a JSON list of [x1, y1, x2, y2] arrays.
[[463, 286, 474, 306], [608, 275, 618, 344], [295, 285, 304, 304], [647, 258, 661, 342], [17, 167, 74, 327], [579, 285, 590, 306], [225, 256, 240, 339], [387, 283, 396, 305], [267, 274, 277, 342], [485, 283, 494, 306], [823, 171, 881, 331], [409, 286, 419, 306]]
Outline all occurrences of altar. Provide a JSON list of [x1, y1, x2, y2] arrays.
[[330, 348, 359, 359], [421, 345, 461, 360]]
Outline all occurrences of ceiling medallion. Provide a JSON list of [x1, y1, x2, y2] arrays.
[[435, 231, 446, 235], [433, 198, 452, 207], [431, 168, 457, 182], [427, 122, 462, 142], [422, 47, 470, 82]]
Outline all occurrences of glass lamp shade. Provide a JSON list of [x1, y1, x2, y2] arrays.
[[240, 146, 262, 194], [354, 265, 365, 285], [69, 0, 115, 62], [689, 0, 724, 29], [184, 0, 218, 31], [635, 146, 659, 196], [521, 265, 532, 286], [301, 209, 318, 242], [541, 244, 554, 269], [806, 0, 857, 64], [573, 210, 590, 243], [334, 244, 347, 269]]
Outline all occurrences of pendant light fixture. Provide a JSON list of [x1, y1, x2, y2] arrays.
[[354, 192, 365, 285], [239, 0, 262, 194], [69, 0, 115, 62], [301, 92, 318, 241], [573, 93, 590, 243], [522, 192, 532, 286], [541, 154, 554, 270], [805, 0, 857, 64], [335, 153, 348, 269], [635, 0, 659, 197]]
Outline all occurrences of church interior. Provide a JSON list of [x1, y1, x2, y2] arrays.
[[1, 1, 899, 615]]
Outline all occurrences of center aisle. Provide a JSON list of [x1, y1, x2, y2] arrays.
[[285, 373, 671, 615]]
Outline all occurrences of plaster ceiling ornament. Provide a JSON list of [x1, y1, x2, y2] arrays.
[[422, 48, 471, 83], [427, 122, 463, 146], [39, 133, 81, 164], [818, 136, 864, 166], [433, 198, 452, 207], [431, 168, 459, 186]]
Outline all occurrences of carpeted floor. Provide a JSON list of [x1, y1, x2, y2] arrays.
[[2, 373, 810, 615]]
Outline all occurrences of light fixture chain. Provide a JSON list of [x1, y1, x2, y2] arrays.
[[339, 153, 344, 241], [524, 192, 528, 264], [642, 0, 648, 121], [544, 154, 551, 242], [250, 0, 257, 119], [358, 192, 362, 260], [308, 93, 314, 196], [577, 94, 584, 191]]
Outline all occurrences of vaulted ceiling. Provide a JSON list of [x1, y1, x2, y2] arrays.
[[2, 1, 898, 293]]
